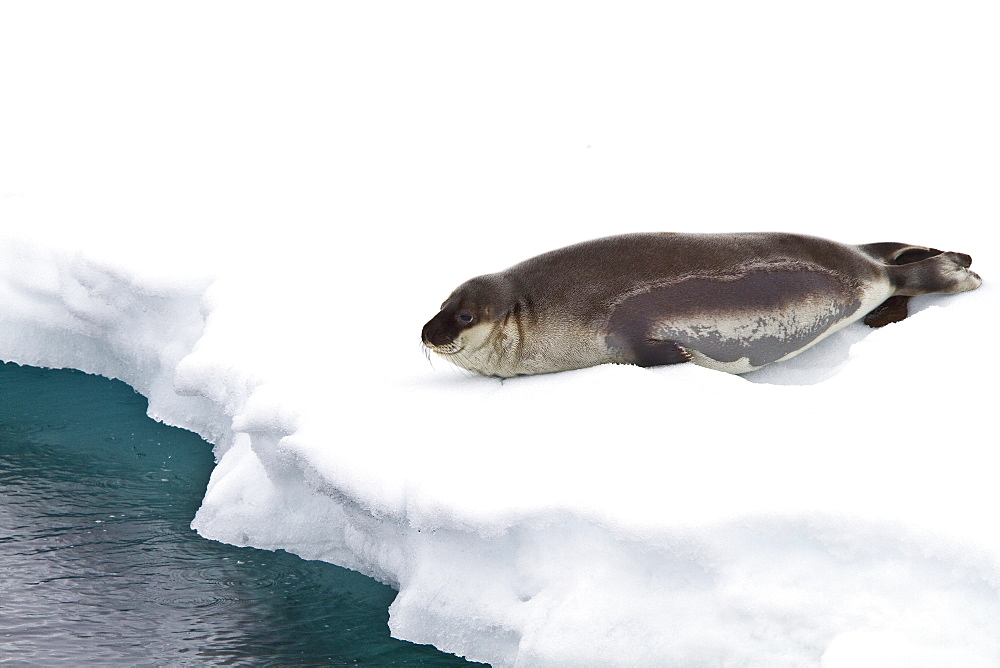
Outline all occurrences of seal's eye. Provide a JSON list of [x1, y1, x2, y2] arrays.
[[457, 312, 474, 324]]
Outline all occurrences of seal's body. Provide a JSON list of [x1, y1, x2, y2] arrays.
[[421, 232, 982, 377]]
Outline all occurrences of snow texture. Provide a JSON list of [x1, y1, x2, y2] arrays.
[[2, 2, 999, 665]]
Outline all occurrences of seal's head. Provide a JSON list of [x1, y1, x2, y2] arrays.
[[421, 274, 520, 375]]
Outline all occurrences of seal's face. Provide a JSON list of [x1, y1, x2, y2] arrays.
[[421, 302, 482, 355], [421, 275, 519, 374]]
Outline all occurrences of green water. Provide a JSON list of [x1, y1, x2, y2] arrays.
[[0, 362, 478, 665]]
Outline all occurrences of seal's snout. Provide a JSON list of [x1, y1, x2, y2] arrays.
[[421, 313, 457, 349]]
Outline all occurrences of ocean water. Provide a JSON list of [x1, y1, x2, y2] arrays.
[[0, 362, 476, 666]]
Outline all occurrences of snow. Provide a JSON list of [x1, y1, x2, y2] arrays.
[[2, 2, 999, 665]]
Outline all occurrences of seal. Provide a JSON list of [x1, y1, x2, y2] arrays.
[[421, 232, 982, 377]]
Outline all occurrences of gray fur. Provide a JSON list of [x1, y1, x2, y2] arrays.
[[421, 232, 982, 377]]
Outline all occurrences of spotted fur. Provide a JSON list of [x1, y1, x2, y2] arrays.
[[421, 233, 982, 377]]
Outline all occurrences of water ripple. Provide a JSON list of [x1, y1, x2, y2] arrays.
[[0, 363, 476, 666]]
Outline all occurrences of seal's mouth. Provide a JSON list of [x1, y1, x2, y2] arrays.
[[425, 340, 462, 355], [421, 313, 466, 355]]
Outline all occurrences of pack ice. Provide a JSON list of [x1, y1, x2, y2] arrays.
[[2, 2, 999, 665]]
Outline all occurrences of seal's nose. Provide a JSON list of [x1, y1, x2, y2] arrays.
[[421, 314, 454, 348]]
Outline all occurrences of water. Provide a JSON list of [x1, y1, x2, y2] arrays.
[[0, 362, 477, 666]]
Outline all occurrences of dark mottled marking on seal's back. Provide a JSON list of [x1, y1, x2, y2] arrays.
[[606, 265, 861, 367]]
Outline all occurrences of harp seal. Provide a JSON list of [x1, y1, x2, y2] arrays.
[[421, 232, 982, 377]]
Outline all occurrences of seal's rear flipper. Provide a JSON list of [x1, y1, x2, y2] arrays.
[[859, 242, 943, 265], [864, 295, 911, 327], [888, 251, 982, 296]]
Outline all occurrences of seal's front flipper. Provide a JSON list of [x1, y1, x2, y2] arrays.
[[631, 339, 692, 368], [605, 331, 692, 368], [864, 295, 911, 327]]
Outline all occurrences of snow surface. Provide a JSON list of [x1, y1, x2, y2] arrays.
[[2, 2, 999, 665]]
